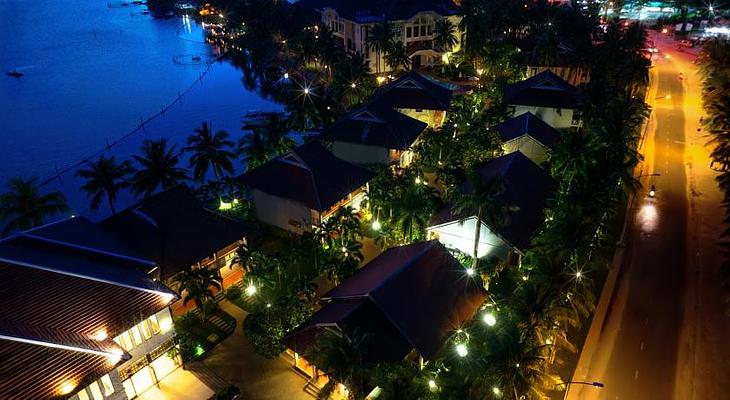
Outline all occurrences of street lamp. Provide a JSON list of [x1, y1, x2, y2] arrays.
[[560, 381, 604, 400]]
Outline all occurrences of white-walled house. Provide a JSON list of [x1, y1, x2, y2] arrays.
[[301, 0, 462, 72], [240, 141, 375, 234], [0, 218, 181, 400], [504, 70, 581, 129], [319, 100, 427, 166], [517, 38, 591, 87], [375, 71, 453, 128], [427, 152, 556, 261], [495, 112, 562, 165]]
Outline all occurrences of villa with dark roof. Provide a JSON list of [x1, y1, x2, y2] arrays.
[[100, 185, 248, 303], [239, 141, 375, 234], [285, 241, 486, 392], [375, 71, 453, 127], [427, 152, 556, 261], [299, 0, 462, 72], [319, 100, 427, 166], [504, 70, 581, 129], [495, 112, 562, 165], [0, 217, 180, 400]]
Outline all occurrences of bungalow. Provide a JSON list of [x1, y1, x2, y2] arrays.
[[285, 241, 486, 392], [0, 217, 180, 400], [517, 37, 591, 87], [100, 185, 248, 311], [495, 112, 562, 165], [375, 71, 453, 127], [300, 0, 462, 72], [239, 141, 375, 234], [427, 152, 556, 262], [318, 100, 428, 166], [504, 70, 581, 129]]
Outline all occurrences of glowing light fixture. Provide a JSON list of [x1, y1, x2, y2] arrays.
[[428, 380, 437, 391], [93, 330, 108, 342], [283, 72, 289, 79], [455, 343, 468, 357], [245, 284, 257, 296], [483, 312, 497, 327], [59, 381, 76, 395], [159, 318, 173, 334], [219, 200, 233, 210], [466, 267, 475, 276], [492, 387, 501, 395], [372, 219, 381, 231], [351, 82, 357, 88]]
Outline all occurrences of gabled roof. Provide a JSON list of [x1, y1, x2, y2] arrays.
[[319, 101, 427, 150], [239, 141, 375, 212], [432, 152, 556, 252], [100, 185, 248, 281], [375, 71, 453, 111], [0, 223, 175, 399], [495, 112, 562, 150], [504, 70, 579, 109], [299, 0, 459, 23], [286, 241, 486, 361]]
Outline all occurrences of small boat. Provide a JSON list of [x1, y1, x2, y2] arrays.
[[7, 69, 23, 78], [191, 56, 202, 61]]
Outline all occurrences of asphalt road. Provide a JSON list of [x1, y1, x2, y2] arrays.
[[567, 31, 730, 400]]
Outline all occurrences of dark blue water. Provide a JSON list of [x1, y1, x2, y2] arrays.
[[0, 0, 282, 217]]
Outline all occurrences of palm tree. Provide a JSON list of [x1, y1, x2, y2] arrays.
[[131, 138, 187, 197], [384, 41, 411, 72], [77, 155, 132, 214], [305, 327, 374, 400], [238, 130, 271, 171], [184, 122, 236, 182], [434, 18, 458, 53], [367, 22, 395, 74], [173, 267, 222, 322], [451, 174, 509, 273], [391, 181, 441, 243], [0, 177, 70, 236]]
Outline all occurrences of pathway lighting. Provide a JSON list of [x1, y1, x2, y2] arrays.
[[466, 267, 475, 276], [428, 380, 437, 391], [245, 284, 257, 296], [455, 343, 468, 357], [492, 387, 501, 396], [372, 219, 381, 231]]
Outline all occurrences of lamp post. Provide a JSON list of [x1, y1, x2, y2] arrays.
[[560, 381, 604, 400]]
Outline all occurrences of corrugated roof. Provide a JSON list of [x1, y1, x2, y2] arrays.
[[495, 112, 562, 149], [375, 71, 454, 111], [504, 70, 579, 109], [100, 185, 248, 281], [319, 101, 427, 150], [239, 141, 375, 212], [286, 241, 486, 361]]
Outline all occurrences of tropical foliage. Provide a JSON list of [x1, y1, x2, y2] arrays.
[[77, 155, 132, 214], [184, 122, 236, 182], [131, 138, 188, 197], [0, 177, 69, 236]]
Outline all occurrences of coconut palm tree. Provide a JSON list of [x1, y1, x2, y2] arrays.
[[451, 174, 510, 273], [0, 177, 70, 236], [184, 122, 236, 182], [306, 327, 374, 400], [173, 267, 222, 322], [238, 130, 271, 171], [367, 22, 396, 74], [434, 18, 458, 52], [77, 155, 132, 214], [391, 181, 441, 243], [384, 41, 411, 72], [131, 138, 188, 197]]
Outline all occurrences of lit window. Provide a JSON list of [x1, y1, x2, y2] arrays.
[[88, 382, 103, 400], [114, 331, 134, 352], [147, 315, 161, 335], [138, 320, 152, 340], [130, 325, 144, 346], [100, 375, 114, 396], [77, 389, 90, 400]]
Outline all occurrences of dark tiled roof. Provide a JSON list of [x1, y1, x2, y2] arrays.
[[299, 0, 459, 23], [495, 112, 562, 150], [239, 141, 375, 212], [100, 185, 247, 281], [286, 241, 486, 361], [432, 152, 556, 251], [319, 101, 427, 150], [504, 70, 579, 109], [0, 229, 174, 399], [375, 71, 453, 111]]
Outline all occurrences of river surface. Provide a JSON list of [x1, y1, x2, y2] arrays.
[[0, 0, 282, 217]]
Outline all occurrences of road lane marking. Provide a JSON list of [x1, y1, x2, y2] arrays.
[[640, 341, 645, 351], [635, 369, 640, 380]]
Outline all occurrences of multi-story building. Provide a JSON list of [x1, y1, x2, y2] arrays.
[[300, 0, 462, 72], [0, 217, 181, 400]]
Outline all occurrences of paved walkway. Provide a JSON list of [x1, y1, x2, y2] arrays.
[[138, 368, 214, 400], [198, 299, 312, 400]]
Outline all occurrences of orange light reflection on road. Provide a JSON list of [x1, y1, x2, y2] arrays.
[[638, 201, 658, 233]]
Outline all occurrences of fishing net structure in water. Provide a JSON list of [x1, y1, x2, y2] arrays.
[[173, 54, 212, 65]]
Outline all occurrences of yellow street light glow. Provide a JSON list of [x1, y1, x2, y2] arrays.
[[303, 87, 310, 95], [415, 177, 421, 184], [546, 337, 553, 345], [351, 82, 357, 88], [266, 303, 272, 308], [219, 200, 233, 210], [492, 387, 501, 395], [283, 72, 289, 79], [245, 284, 257, 296], [159, 318, 173, 334], [665, 54, 671, 59], [483, 312, 497, 327], [576, 271, 583, 279], [428, 380, 437, 390], [372, 219, 381, 231], [466, 267, 475, 276], [522, 275, 528, 281], [455, 343, 468, 357]]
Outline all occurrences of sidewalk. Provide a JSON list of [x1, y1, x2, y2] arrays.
[[195, 299, 312, 400]]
